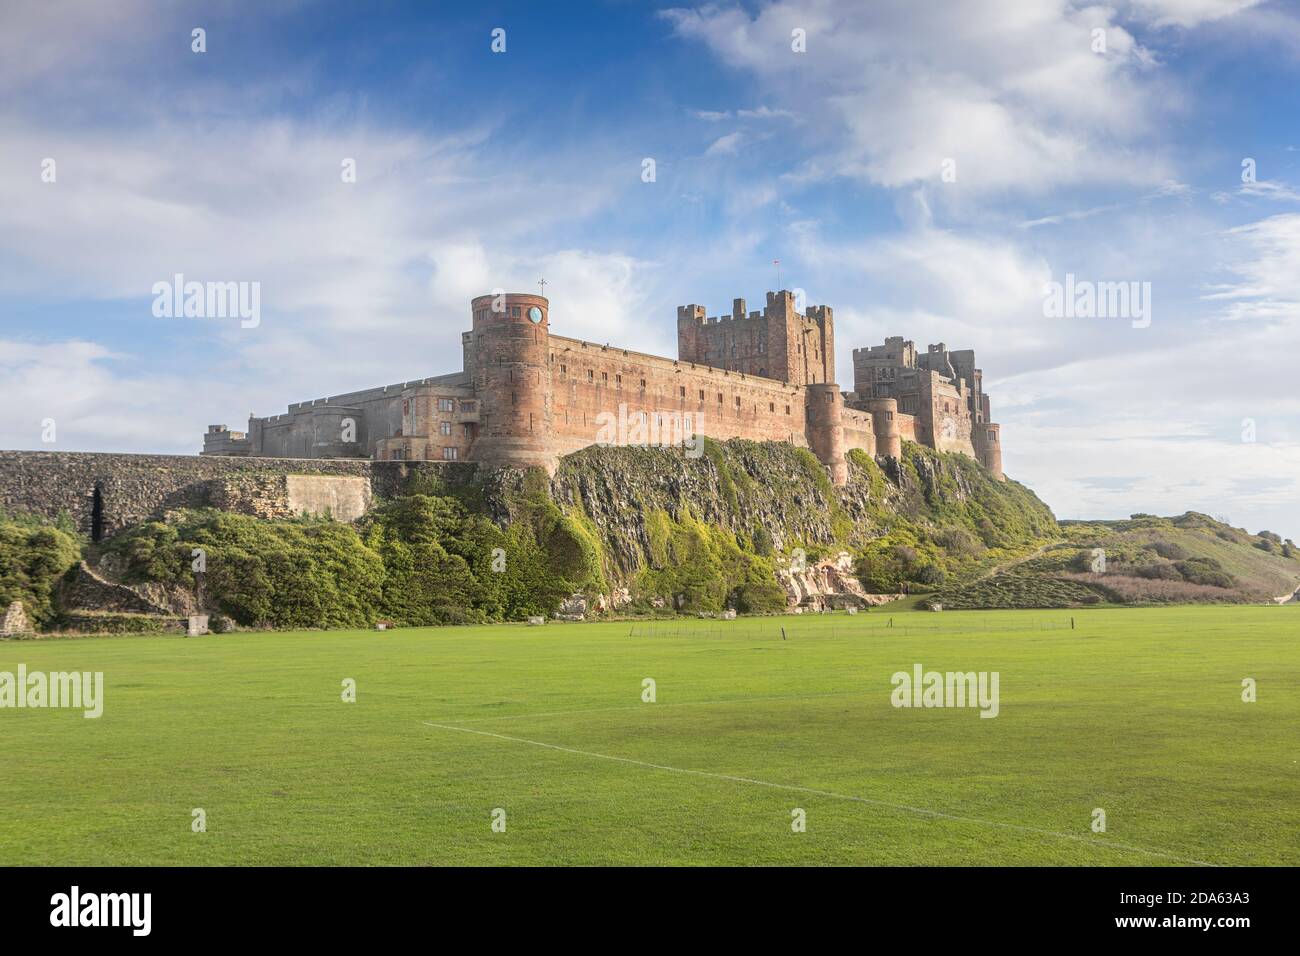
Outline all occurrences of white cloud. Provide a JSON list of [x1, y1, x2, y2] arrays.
[[1205, 213, 1300, 322], [705, 131, 745, 156], [1123, 0, 1265, 29], [663, 0, 1175, 194]]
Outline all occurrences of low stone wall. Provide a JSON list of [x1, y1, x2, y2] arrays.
[[0, 450, 477, 539]]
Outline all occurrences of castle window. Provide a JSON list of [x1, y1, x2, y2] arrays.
[[684, 414, 692, 430], [699, 390, 705, 401], [988, 430, 997, 442], [785, 405, 790, 415], [391, 448, 404, 460], [443, 447, 458, 460], [460, 400, 476, 412], [463, 424, 473, 438], [510, 306, 521, 318], [602, 372, 608, 384], [717, 392, 723, 404], [560, 364, 567, 376], [616, 374, 622, 387], [769, 402, 775, 412], [403, 400, 410, 415], [440, 422, 452, 436], [734, 396, 741, 408], [587, 370, 594, 382], [438, 398, 455, 412], [679, 386, 685, 397], [825, 392, 833, 403], [640, 379, 646, 389]]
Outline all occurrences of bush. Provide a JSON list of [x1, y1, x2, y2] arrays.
[[1174, 557, 1236, 589], [1149, 541, 1189, 560], [1125, 562, 1181, 581], [0, 517, 82, 629], [914, 563, 946, 586]]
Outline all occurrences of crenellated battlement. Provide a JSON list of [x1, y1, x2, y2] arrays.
[[204, 290, 1005, 482]]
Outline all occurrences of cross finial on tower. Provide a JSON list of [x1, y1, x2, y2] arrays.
[[538, 277, 547, 297], [773, 259, 781, 290]]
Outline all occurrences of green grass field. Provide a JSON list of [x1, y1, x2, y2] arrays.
[[2, 606, 1296, 866]]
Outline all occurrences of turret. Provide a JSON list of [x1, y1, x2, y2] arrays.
[[975, 422, 1004, 480], [469, 292, 556, 473], [805, 383, 847, 486], [867, 398, 902, 459]]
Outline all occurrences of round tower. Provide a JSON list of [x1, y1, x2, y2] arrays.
[[805, 383, 848, 486], [469, 292, 556, 473], [976, 422, 1004, 480], [867, 398, 902, 459]]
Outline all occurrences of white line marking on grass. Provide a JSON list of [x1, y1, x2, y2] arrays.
[[420, 720, 1218, 867], [434, 690, 862, 725]]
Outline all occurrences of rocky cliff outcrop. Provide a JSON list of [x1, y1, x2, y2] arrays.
[[778, 551, 902, 610]]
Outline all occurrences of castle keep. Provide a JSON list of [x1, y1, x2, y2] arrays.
[[202, 292, 1004, 483]]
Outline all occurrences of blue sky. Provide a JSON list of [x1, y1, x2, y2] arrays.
[[2, 0, 1299, 540]]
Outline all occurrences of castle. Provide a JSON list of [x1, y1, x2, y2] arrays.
[[202, 291, 1003, 483]]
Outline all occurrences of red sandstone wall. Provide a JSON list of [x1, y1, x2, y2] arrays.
[[896, 413, 917, 442], [548, 335, 809, 453], [840, 409, 875, 456]]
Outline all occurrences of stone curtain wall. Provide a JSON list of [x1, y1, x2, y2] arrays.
[[0, 451, 469, 538], [549, 335, 820, 454]]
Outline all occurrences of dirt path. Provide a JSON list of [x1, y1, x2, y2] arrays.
[[1273, 583, 1300, 604], [975, 540, 1063, 583]]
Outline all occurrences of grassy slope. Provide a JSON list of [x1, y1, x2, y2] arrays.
[[1061, 513, 1300, 599], [2, 605, 1296, 866], [928, 513, 1300, 609]]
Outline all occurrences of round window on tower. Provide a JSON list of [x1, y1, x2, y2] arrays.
[[527, 306, 543, 324]]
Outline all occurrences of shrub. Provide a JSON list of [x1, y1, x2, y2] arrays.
[[0, 516, 83, 628], [1149, 541, 1189, 560], [914, 563, 946, 586], [1127, 562, 1182, 581], [1175, 557, 1236, 589]]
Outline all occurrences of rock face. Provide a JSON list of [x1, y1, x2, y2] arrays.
[[777, 551, 902, 611], [1, 601, 32, 636], [545, 442, 847, 577], [554, 594, 588, 621], [60, 562, 172, 615]]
